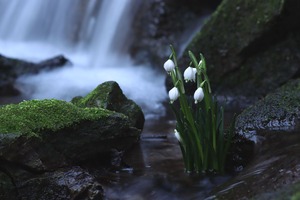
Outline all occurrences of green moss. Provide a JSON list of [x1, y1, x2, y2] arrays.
[[181, 0, 287, 95], [292, 192, 300, 200], [236, 79, 300, 135], [0, 99, 113, 137], [188, 0, 284, 53], [72, 81, 144, 130], [72, 81, 125, 109]]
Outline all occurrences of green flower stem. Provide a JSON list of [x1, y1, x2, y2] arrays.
[[170, 45, 185, 94], [166, 46, 234, 174]]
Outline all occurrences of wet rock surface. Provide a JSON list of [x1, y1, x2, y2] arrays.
[[0, 54, 70, 96], [0, 165, 104, 200], [236, 79, 300, 139], [0, 83, 143, 200], [180, 0, 300, 106], [130, 0, 221, 66], [210, 130, 300, 200], [210, 79, 300, 199]]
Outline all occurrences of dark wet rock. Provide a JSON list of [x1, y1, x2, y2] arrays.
[[209, 130, 300, 200], [208, 79, 300, 199], [130, 0, 221, 66], [236, 79, 300, 139], [36, 54, 71, 68], [180, 0, 300, 107], [0, 84, 143, 199], [72, 81, 145, 130], [0, 54, 70, 96], [0, 170, 17, 200], [0, 164, 103, 200]]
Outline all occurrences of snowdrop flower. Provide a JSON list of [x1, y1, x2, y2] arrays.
[[183, 67, 197, 82], [194, 87, 204, 104], [174, 129, 182, 142], [163, 59, 175, 73], [168, 87, 179, 104]]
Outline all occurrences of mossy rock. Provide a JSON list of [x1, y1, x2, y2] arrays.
[[0, 99, 112, 137], [0, 99, 140, 170], [182, 0, 300, 101], [213, 79, 300, 199], [209, 79, 300, 199], [72, 81, 145, 130], [236, 79, 300, 138]]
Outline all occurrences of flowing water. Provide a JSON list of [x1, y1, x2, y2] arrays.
[[98, 118, 232, 199], [0, 1, 232, 199], [0, 0, 166, 119]]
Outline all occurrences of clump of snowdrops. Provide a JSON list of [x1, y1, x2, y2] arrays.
[[164, 45, 234, 174]]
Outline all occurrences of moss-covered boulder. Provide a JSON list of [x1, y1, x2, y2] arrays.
[[236, 79, 300, 139], [209, 79, 300, 199], [182, 0, 300, 103], [0, 96, 141, 199], [72, 81, 145, 130], [0, 99, 140, 170]]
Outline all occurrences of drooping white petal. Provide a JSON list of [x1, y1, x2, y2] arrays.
[[168, 87, 179, 103], [174, 129, 182, 142], [194, 87, 204, 104], [183, 66, 197, 82], [193, 68, 197, 75], [163, 59, 175, 73]]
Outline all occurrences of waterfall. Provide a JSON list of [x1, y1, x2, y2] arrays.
[[0, 0, 167, 118]]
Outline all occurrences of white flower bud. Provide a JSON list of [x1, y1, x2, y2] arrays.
[[194, 87, 204, 104], [183, 66, 197, 82], [198, 60, 203, 66], [163, 59, 175, 73], [174, 129, 181, 142], [168, 87, 179, 103]]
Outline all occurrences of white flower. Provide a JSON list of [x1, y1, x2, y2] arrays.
[[163, 59, 175, 73], [168, 87, 179, 103], [194, 87, 204, 104], [183, 66, 197, 82], [174, 129, 181, 142]]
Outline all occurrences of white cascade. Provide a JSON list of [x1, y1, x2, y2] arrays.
[[0, 0, 166, 118]]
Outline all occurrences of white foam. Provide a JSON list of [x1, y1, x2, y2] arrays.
[[0, 0, 167, 118]]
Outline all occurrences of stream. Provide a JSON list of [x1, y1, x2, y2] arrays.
[[1, 1, 300, 199], [95, 118, 232, 200]]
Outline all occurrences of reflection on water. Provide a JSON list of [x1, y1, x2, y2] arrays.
[[97, 118, 231, 200]]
